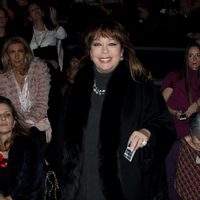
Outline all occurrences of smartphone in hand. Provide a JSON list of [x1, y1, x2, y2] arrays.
[[123, 146, 135, 162], [178, 113, 187, 120]]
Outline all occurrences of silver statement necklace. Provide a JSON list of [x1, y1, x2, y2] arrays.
[[93, 80, 106, 95]]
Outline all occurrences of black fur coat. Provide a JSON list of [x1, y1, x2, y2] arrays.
[[0, 135, 44, 200], [61, 61, 175, 200]]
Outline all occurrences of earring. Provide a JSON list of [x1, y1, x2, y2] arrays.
[[120, 55, 124, 61], [24, 57, 27, 64], [13, 121, 16, 128]]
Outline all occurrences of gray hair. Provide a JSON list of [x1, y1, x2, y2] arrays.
[[189, 112, 200, 137]]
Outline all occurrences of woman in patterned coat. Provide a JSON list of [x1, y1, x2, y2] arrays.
[[0, 36, 51, 142]]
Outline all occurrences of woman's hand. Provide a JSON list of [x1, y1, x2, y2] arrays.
[[185, 102, 199, 118], [49, 7, 58, 28], [128, 128, 151, 151], [46, 60, 59, 70]]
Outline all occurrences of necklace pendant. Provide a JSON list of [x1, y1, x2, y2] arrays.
[[93, 80, 106, 95], [33, 28, 47, 49]]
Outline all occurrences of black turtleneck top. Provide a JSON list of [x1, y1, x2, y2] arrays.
[[77, 66, 113, 200]]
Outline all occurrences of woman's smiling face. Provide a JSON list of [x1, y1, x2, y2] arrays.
[[90, 36, 123, 73]]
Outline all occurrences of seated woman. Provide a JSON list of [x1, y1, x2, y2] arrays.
[[0, 7, 14, 53], [0, 95, 44, 200], [161, 42, 200, 138], [24, 1, 67, 70], [0, 36, 51, 142], [165, 111, 200, 200], [0, 6, 16, 70], [23, 2, 67, 128]]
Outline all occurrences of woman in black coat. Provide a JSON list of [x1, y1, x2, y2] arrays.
[[60, 19, 176, 200], [0, 96, 44, 200]]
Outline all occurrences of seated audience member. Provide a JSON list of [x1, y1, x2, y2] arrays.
[[0, 95, 44, 200], [158, 0, 189, 46], [186, 0, 200, 45], [0, 7, 13, 53], [6, 0, 30, 35], [23, 2, 67, 127], [188, 32, 200, 45], [0, 36, 51, 143], [24, 1, 67, 71], [66, 47, 82, 83], [165, 111, 200, 200], [161, 42, 200, 138], [131, 2, 158, 46], [98, 0, 124, 17], [45, 46, 83, 181], [0, 6, 16, 70]]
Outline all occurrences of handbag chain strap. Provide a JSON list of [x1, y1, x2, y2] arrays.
[[44, 170, 60, 200]]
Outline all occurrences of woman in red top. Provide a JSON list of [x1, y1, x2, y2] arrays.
[[161, 42, 200, 138]]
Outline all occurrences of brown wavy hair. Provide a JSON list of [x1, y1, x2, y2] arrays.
[[182, 42, 200, 104], [81, 19, 151, 80]]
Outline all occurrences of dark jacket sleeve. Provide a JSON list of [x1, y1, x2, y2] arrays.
[[141, 82, 176, 160], [165, 140, 181, 200], [8, 135, 44, 200]]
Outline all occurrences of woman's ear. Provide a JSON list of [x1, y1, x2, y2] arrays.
[[120, 49, 124, 60], [121, 49, 124, 57]]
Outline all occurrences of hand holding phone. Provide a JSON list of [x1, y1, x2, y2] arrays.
[[178, 113, 187, 120], [123, 146, 135, 162]]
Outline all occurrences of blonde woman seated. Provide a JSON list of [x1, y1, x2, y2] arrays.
[[0, 96, 44, 200], [0, 36, 51, 142]]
